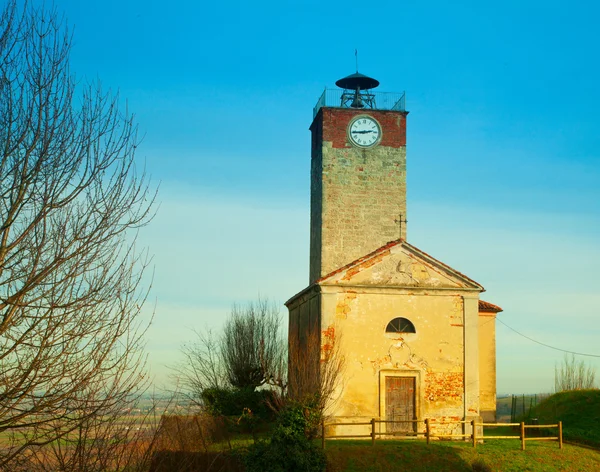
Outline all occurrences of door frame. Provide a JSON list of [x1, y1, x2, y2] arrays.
[[379, 370, 421, 433]]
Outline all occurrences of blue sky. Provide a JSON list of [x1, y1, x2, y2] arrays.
[[44, 0, 600, 394]]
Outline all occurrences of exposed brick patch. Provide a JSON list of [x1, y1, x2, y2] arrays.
[[321, 325, 335, 360], [425, 372, 463, 405]]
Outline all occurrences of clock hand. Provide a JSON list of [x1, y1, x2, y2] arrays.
[[352, 130, 374, 134]]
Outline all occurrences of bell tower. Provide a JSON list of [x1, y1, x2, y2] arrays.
[[309, 72, 408, 283]]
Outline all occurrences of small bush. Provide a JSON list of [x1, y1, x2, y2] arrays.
[[276, 400, 321, 440], [243, 437, 326, 472], [201, 387, 275, 420], [242, 403, 326, 472]]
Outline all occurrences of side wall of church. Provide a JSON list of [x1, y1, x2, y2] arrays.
[[321, 288, 473, 437], [479, 312, 497, 421], [309, 108, 407, 283], [287, 288, 321, 399]]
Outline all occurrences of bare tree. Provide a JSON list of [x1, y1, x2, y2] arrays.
[[177, 328, 229, 403], [221, 298, 284, 390], [0, 2, 154, 468], [555, 354, 597, 392], [176, 299, 285, 403], [177, 300, 344, 420]]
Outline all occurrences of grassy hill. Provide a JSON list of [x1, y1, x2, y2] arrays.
[[152, 440, 600, 472], [324, 440, 600, 472], [528, 389, 600, 448]]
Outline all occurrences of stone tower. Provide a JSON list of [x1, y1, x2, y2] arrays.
[[309, 78, 408, 283]]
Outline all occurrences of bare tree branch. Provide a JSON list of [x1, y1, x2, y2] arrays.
[[0, 2, 155, 468], [221, 298, 283, 390], [174, 328, 228, 405], [555, 353, 597, 392], [175, 298, 286, 406]]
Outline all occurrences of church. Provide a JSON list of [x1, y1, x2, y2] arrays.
[[286, 72, 502, 436]]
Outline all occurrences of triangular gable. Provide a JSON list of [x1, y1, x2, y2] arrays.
[[316, 239, 483, 291]]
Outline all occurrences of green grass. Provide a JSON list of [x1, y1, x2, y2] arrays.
[[323, 440, 600, 472], [528, 389, 600, 448]]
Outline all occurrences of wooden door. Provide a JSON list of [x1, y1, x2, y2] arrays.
[[385, 377, 416, 433]]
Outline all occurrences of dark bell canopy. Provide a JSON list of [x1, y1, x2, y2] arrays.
[[335, 72, 380, 91]]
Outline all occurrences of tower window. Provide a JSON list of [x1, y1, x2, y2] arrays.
[[386, 317, 416, 334]]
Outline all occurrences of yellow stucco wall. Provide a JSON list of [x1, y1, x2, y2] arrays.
[[319, 286, 479, 436], [478, 312, 497, 422]]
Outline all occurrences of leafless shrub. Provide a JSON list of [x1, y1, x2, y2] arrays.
[[222, 299, 285, 390], [0, 1, 155, 469], [16, 394, 172, 472], [176, 300, 344, 420], [175, 298, 286, 405], [555, 353, 597, 392], [177, 328, 229, 403]]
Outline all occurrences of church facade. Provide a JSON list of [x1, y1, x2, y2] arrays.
[[286, 75, 501, 436]]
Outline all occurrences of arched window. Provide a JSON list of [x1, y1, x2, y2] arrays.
[[385, 317, 416, 334]]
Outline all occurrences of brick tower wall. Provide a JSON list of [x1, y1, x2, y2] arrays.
[[309, 107, 408, 283]]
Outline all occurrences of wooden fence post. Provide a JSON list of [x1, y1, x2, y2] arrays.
[[520, 422, 525, 451], [425, 418, 430, 445], [558, 421, 563, 449], [472, 419, 476, 448], [321, 420, 325, 449], [371, 418, 376, 446]]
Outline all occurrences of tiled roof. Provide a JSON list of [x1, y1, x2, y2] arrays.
[[479, 300, 503, 313]]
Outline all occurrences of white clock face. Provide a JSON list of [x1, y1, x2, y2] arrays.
[[348, 116, 381, 148]]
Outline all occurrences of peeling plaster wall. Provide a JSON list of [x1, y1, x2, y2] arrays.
[[321, 287, 479, 437]]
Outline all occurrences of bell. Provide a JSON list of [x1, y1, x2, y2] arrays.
[[350, 88, 364, 108]]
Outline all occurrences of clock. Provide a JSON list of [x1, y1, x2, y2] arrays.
[[348, 115, 382, 148]]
